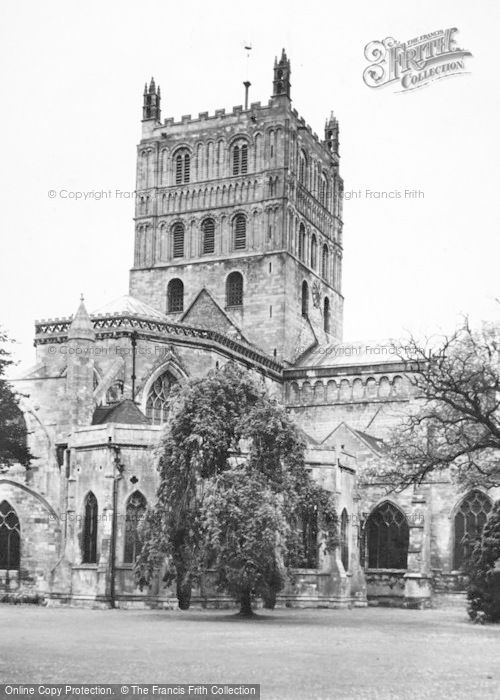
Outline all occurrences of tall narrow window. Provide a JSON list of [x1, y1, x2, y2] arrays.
[[340, 509, 349, 571], [299, 151, 306, 185], [233, 141, 249, 175], [298, 223, 305, 261], [322, 244, 328, 279], [310, 235, 317, 269], [124, 492, 147, 563], [324, 297, 330, 333], [319, 175, 327, 206], [233, 214, 246, 250], [0, 500, 20, 571], [82, 492, 98, 564], [300, 503, 318, 568], [453, 491, 492, 570], [301, 281, 309, 317], [172, 223, 184, 258], [202, 218, 215, 254], [146, 371, 177, 425], [366, 502, 409, 569], [167, 279, 184, 313], [226, 271, 243, 307], [175, 150, 190, 184]]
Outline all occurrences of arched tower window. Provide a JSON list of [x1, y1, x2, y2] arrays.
[[233, 214, 246, 250], [299, 151, 307, 185], [82, 492, 98, 564], [324, 297, 330, 333], [0, 500, 20, 572], [322, 244, 328, 279], [146, 371, 177, 425], [453, 490, 492, 570], [366, 502, 409, 569], [124, 491, 147, 564], [226, 271, 243, 307], [175, 150, 190, 184], [298, 223, 305, 262], [233, 141, 248, 175], [301, 281, 309, 317], [310, 235, 317, 269], [202, 218, 215, 255], [167, 278, 184, 313], [340, 509, 349, 571], [172, 223, 185, 258]]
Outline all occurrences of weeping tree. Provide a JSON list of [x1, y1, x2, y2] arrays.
[[135, 362, 338, 614], [466, 500, 500, 623], [0, 327, 32, 468]]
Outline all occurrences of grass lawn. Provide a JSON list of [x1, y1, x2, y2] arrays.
[[0, 604, 499, 699]]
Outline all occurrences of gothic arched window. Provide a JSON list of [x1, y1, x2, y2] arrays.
[[167, 278, 184, 313], [0, 500, 20, 571], [233, 214, 246, 250], [226, 271, 243, 307], [202, 218, 215, 255], [300, 503, 318, 568], [124, 491, 147, 564], [172, 223, 185, 258], [340, 509, 349, 571], [146, 371, 177, 425], [175, 150, 190, 184], [319, 175, 327, 206], [453, 490, 492, 570], [232, 141, 248, 175], [366, 502, 409, 569], [324, 297, 330, 333], [82, 492, 98, 564], [310, 235, 317, 269], [301, 281, 309, 317], [322, 244, 328, 280], [298, 223, 306, 261], [299, 151, 307, 185]]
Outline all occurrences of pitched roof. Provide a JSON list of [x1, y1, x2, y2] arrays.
[[91, 399, 150, 426], [91, 295, 168, 321]]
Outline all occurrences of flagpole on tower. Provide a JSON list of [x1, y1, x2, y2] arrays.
[[243, 42, 252, 110]]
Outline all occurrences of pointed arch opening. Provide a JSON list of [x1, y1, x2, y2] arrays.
[[453, 490, 493, 570], [340, 508, 349, 571], [0, 500, 20, 572], [82, 492, 98, 564], [146, 370, 177, 425], [301, 280, 309, 317], [366, 501, 409, 569], [124, 491, 147, 564]]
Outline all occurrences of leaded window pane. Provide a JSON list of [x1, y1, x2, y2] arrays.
[[0, 500, 20, 571], [226, 272, 243, 307], [366, 502, 409, 569], [453, 491, 492, 569], [124, 492, 147, 564], [82, 492, 98, 564], [341, 509, 349, 571], [146, 372, 176, 425], [167, 279, 184, 313]]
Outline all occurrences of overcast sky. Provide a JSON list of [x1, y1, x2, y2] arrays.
[[1, 0, 499, 374]]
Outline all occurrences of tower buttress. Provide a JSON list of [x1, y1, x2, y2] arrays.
[[325, 112, 340, 156], [142, 78, 161, 122], [272, 49, 291, 100]]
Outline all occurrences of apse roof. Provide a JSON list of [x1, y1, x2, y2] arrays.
[[91, 295, 168, 321], [92, 399, 150, 426]]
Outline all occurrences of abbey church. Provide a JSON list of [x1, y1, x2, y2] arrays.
[[1, 51, 497, 609]]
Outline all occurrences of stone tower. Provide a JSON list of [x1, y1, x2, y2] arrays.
[[129, 52, 344, 363]]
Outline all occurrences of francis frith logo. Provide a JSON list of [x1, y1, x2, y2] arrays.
[[363, 28, 472, 92]]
